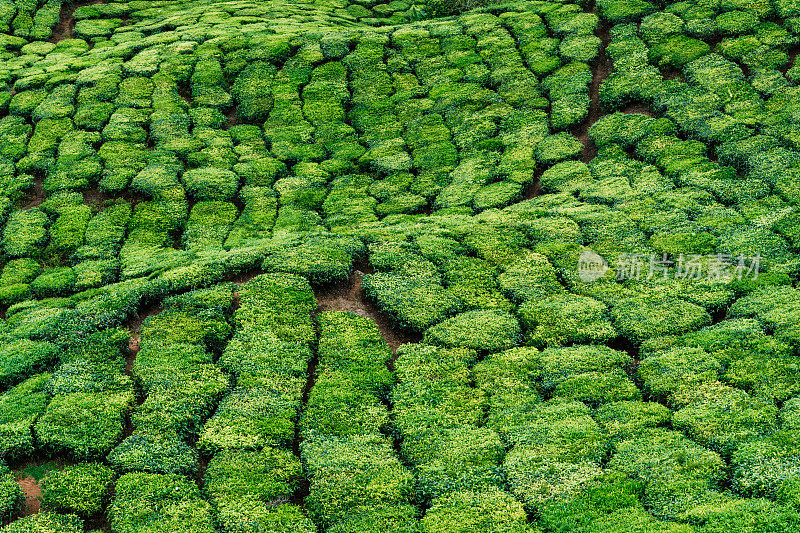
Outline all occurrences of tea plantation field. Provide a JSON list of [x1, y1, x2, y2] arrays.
[[0, 0, 798, 530]]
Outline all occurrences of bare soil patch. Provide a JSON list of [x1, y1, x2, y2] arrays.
[[574, 14, 612, 164], [314, 267, 421, 354], [224, 109, 239, 130], [83, 186, 113, 212], [19, 175, 45, 210], [16, 478, 40, 517], [621, 103, 655, 117], [124, 303, 163, 373], [48, 0, 104, 43]]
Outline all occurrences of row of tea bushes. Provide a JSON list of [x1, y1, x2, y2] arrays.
[[300, 311, 419, 531], [200, 273, 316, 532]]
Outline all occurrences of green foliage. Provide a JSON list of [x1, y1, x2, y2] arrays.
[[35, 391, 132, 460], [420, 489, 532, 533], [3, 208, 49, 258], [363, 270, 460, 332], [0, 463, 20, 522], [205, 447, 302, 505], [611, 296, 712, 345], [608, 428, 726, 519], [0, 340, 57, 389], [0, 513, 83, 533], [0, 373, 49, 459], [198, 387, 296, 453], [182, 167, 239, 201], [672, 380, 778, 459], [423, 310, 521, 352], [520, 294, 617, 348], [110, 472, 215, 533], [262, 235, 361, 285], [685, 496, 800, 533], [215, 500, 316, 533], [107, 434, 198, 476], [535, 134, 584, 165], [594, 401, 672, 440], [302, 434, 414, 530], [328, 504, 419, 533], [40, 463, 114, 516]]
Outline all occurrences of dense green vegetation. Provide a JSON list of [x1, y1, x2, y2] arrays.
[[0, 0, 796, 530]]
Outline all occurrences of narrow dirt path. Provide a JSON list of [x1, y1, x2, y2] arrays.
[[621, 103, 655, 117], [575, 11, 612, 164], [16, 478, 40, 517], [124, 303, 163, 376], [48, 0, 104, 43], [783, 44, 800, 76], [314, 266, 422, 355], [19, 175, 45, 210], [82, 186, 112, 212]]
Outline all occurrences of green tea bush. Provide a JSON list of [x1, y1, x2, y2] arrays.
[[35, 390, 132, 460], [638, 347, 721, 403], [684, 496, 800, 533], [316, 311, 394, 396], [0, 462, 19, 522], [363, 271, 461, 331], [608, 428, 726, 519], [420, 489, 532, 533], [215, 499, 316, 533], [262, 235, 362, 285], [2, 208, 49, 258], [731, 429, 800, 498], [504, 448, 604, 512], [234, 273, 316, 344], [204, 447, 302, 505], [536, 345, 639, 405], [672, 380, 778, 459], [46, 359, 130, 395], [0, 373, 49, 459], [302, 434, 414, 530], [0, 339, 57, 389], [109, 472, 215, 533], [107, 433, 198, 476], [183, 201, 237, 250], [30, 268, 76, 298], [0, 513, 83, 533], [413, 425, 506, 501], [497, 252, 564, 303], [40, 463, 114, 516], [536, 469, 648, 533], [594, 401, 672, 440], [497, 399, 609, 462], [423, 309, 521, 352], [223, 187, 277, 248], [198, 387, 296, 453], [611, 296, 712, 344], [520, 294, 617, 347], [300, 375, 390, 438], [327, 504, 419, 533]]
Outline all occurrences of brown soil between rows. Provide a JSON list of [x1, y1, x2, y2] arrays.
[[575, 15, 612, 164], [19, 175, 45, 210], [16, 478, 40, 517], [124, 303, 164, 373], [620, 103, 655, 117], [314, 267, 422, 355], [48, 0, 105, 43]]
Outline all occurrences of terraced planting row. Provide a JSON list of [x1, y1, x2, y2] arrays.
[[0, 0, 798, 531]]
